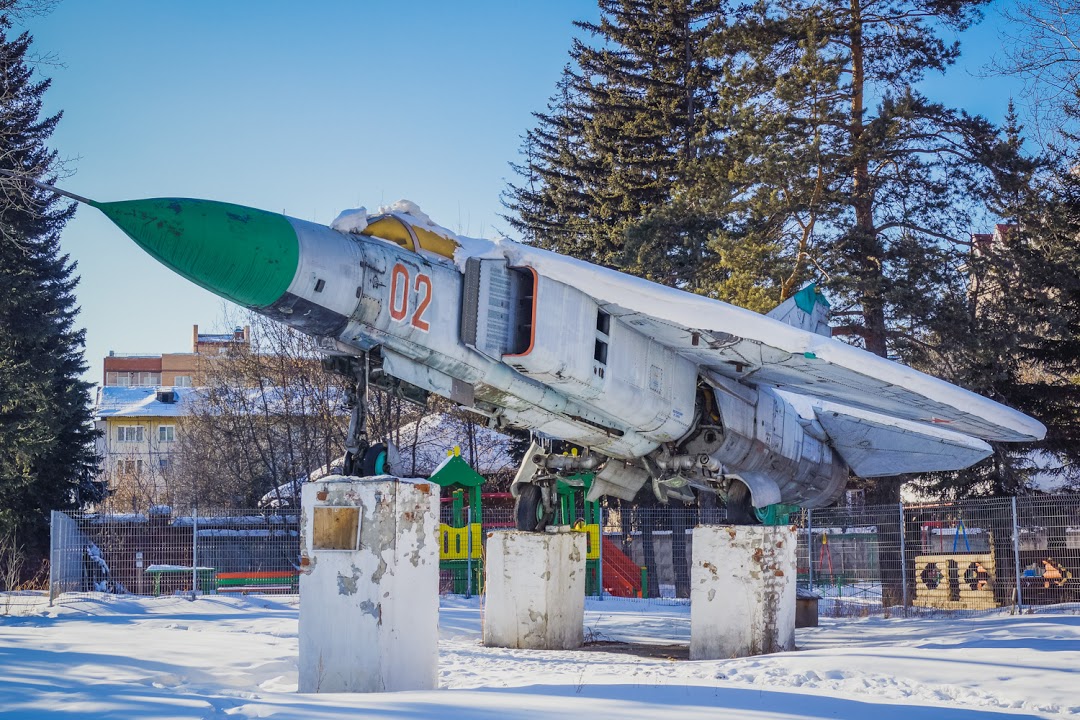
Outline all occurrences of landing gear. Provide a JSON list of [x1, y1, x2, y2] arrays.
[[514, 483, 554, 531], [511, 442, 601, 531], [362, 442, 388, 476], [341, 357, 370, 477]]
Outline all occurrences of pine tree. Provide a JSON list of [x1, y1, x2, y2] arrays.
[[688, 0, 1000, 502], [0, 5, 99, 563], [698, 0, 994, 362], [695, 2, 848, 310]]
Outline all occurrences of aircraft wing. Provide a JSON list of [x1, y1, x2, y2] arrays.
[[492, 241, 1046, 444], [777, 393, 995, 477]]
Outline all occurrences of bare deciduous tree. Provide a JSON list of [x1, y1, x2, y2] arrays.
[[996, 1, 1080, 150], [168, 312, 352, 508]]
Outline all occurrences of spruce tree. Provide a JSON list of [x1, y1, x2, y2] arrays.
[[504, 0, 727, 291], [0, 5, 99, 563], [504, 72, 593, 255]]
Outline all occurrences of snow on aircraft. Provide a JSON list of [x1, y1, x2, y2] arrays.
[[15, 174, 1046, 529]]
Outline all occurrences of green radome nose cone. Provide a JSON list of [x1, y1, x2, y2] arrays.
[[92, 197, 299, 308]]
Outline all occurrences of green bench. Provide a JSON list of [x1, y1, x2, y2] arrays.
[[216, 570, 298, 594], [145, 565, 217, 596]]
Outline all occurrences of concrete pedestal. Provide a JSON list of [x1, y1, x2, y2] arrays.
[[690, 524, 797, 660], [483, 530, 586, 650], [298, 475, 439, 693]]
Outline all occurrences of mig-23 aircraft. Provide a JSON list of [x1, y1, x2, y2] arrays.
[[17, 174, 1046, 529]]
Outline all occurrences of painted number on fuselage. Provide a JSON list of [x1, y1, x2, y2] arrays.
[[389, 262, 432, 332]]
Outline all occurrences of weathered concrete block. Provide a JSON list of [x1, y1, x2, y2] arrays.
[[483, 530, 586, 650], [690, 525, 797, 659], [298, 476, 439, 693]]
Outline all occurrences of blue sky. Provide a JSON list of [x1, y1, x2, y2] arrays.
[[18, 1, 1023, 387]]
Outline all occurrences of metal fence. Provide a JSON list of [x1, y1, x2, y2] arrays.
[[18, 494, 1080, 618], [47, 506, 300, 604]]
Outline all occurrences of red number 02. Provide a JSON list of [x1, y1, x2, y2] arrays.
[[388, 262, 432, 332]]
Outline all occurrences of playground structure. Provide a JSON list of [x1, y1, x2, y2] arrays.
[[429, 448, 648, 598], [913, 517, 999, 610], [798, 523, 884, 609], [430, 449, 485, 595]]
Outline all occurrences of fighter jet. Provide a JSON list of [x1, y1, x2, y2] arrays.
[[17, 175, 1046, 529]]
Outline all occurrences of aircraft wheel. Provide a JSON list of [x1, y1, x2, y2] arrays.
[[362, 443, 388, 476], [515, 484, 550, 531], [725, 480, 758, 525]]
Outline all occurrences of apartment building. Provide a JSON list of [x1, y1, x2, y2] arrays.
[[94, 325, 250, 505]]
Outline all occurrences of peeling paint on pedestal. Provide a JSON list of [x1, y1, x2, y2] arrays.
[[483, 530, 586, 650], [690, 525, 797, 660], [298, 476, 439, 693]]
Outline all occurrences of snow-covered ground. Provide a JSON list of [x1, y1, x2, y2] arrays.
[[1, 593, 1077, 719]]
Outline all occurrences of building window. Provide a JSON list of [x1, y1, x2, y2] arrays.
[[158, 425, 175, 443], [117, 426, 144, 443], [118, 459, 143, 475], [105, 371, 161, 387], [158, 457, 170, 473], [174, 375, 192, 387]]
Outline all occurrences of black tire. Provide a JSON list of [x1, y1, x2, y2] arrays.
[[362, 443, 388, 477], [725, 480, 758, 525], [515, 484, 547, 531]]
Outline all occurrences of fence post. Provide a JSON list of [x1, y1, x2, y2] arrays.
[[466, 505, 473, 599], [48, 510, 57, 607], [806, 508, 813, 591], [898, 502, 908, 613], [191, 507, 198, 599], [1011, 496, 1023, 613], [597, 514, 604, 601]]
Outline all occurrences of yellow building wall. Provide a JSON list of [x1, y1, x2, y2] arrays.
[[101, 416, 182, 501]]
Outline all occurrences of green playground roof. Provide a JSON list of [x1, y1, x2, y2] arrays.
[[428, 454, 486, 488]]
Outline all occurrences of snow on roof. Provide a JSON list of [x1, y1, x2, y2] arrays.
[[94, 386, 202, 418], [259, 412, 519, 507], [95, 385, 344, 420], [394, 412, 517, 476]]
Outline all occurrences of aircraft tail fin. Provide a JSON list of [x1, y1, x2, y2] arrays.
[[766, 283, 832, 337]]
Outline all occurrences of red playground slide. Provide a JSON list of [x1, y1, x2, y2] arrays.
[[601, 537, 644, 597]]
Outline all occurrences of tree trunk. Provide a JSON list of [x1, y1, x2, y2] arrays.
[[848, 0, 888, 358]]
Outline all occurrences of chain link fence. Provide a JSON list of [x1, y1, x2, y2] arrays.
[[10, 494, 1079, 618]]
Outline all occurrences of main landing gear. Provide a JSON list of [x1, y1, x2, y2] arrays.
[[515, 483, 555, 532], [510, 441, 769, 531]]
